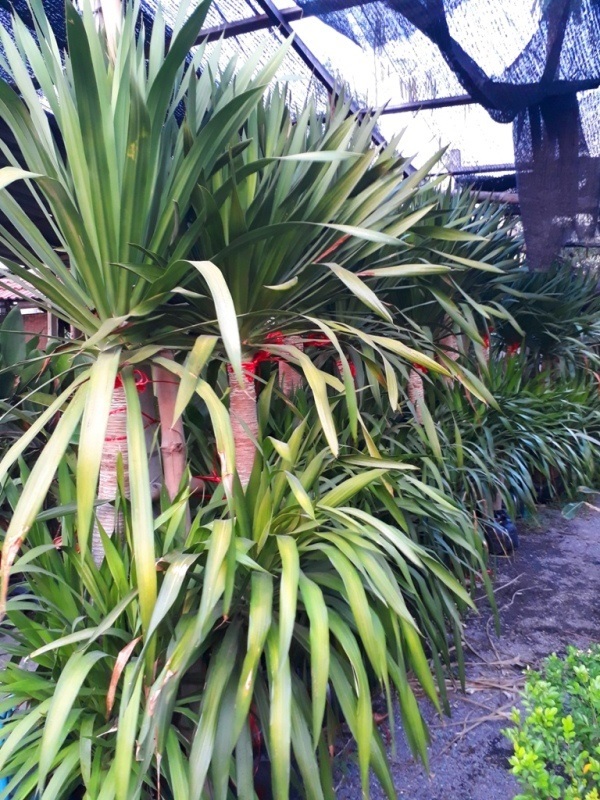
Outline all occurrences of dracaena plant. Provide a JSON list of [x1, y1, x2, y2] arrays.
[[0, 0, 293, 598], [387, 354, 600, 521], [493, 262, 600, 376], [0, 403, 475, 800], [168, 91, 524, 484], [0, 0, 289, 333], [369, 189, 523, 364], [306, 188, 521, 425]]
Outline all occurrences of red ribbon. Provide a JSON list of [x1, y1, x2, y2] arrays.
[[335, 359, 357, 378], [195, 471, 221, 485], [228, 334, 292, 377], [201, 474, 222, 484], [191, 470, 222, 496], [227, 332, 333, 377], [114, 369, 150, 392], [227, 353, 272, 379], [481, 327, 494, 349], [412, 363, 428, 374], [304, 334, 330, 348], [264, 330, 285, 345]]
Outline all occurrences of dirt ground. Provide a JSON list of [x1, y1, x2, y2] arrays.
[[335, 504, 600, 800]]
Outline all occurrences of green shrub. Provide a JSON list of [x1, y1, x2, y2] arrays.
[[503, 646, 600, 800], [0, 416, 478, 799]]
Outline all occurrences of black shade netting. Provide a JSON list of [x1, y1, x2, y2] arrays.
[[299, 0, 600, 269]]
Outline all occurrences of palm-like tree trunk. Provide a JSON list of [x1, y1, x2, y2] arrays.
[[93, 376, 161, 565], [229, 362, 259, 487], [278, 335, 304, 395], [228, 338, 304, 487], [408, 368, 425, 425], [152, 356, 187, 501], [94, 384, 128, 562], [438, 319, 461, 385], [440, 332, 460, 363]]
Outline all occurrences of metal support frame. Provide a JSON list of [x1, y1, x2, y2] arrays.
[[252, 0, 387, 147], [196, 7, 478, 122], [196, 7, 303, 42], [438, 163, 515, 177], [379, 94, 474, 114], [195, 0, 369, 44]]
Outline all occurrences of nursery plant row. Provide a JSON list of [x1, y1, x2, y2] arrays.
[[0, 1, 598, 797]]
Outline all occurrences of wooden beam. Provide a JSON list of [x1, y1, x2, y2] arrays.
[[252, 0, 341, 94]]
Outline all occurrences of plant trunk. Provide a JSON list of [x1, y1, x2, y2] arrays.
[[407, 369, 424, 425], [439, 320, 460, 385], [278, 335, 304, 395], [228, 363, 259, 488], [493, 491, 503, 512], [152, 355, 188, 502], [440, 331, 460, 363], [483, 342, 490, 365], [92, 376, 161, 565], [94, 385, 128, 563]]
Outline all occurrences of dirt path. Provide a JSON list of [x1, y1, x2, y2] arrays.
[[336, 505, 600, 800]]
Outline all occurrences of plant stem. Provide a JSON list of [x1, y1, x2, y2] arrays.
[[228, 362, 259, 487], [439, 322, 460, 385], [152, 354, 188, 502], [279, 335, 304, 395], [94, 385, 128, 564], [408, 369, 424, 425], [93, 378, 162, 564]]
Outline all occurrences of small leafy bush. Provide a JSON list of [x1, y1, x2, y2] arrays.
[[504, 646, 600, 800]]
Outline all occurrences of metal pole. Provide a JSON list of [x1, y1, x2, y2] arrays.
[[253, 0, 387, 147], [195, 0, 371, 44]]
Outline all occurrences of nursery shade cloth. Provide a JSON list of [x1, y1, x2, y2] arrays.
[[3, 0, 600, 265], [297, 0, 600, 269]]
